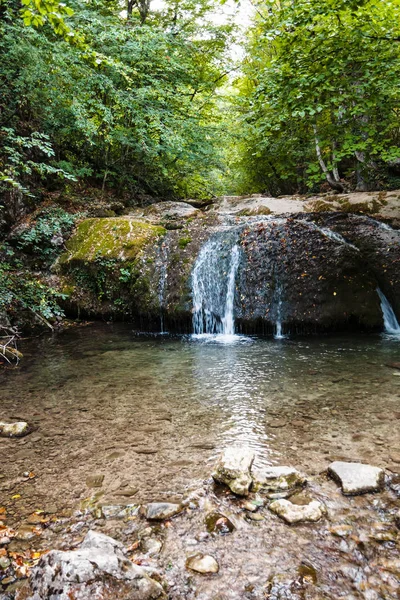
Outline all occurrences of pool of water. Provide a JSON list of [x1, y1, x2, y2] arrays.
[[1, 324, 400, 513], [2, 325, 400, 598]]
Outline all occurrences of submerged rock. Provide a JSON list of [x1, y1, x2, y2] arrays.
[[0, 421, 30, 438], [205, 511, 237, 535], [269, 499, 326, 524], [251, 466, 306, 497], [328, 461, 385, 495], [101, 504, 140, 520], [186, 553, 219, 574], [19, 530, 165, 599], [212, 447, 254, 496], [146, 503, 182, 521]]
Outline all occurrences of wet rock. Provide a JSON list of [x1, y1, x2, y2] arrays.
[[251, 466, 306, 498], [329, 524, 353, 537], [246, 512, 264, 522], [395, 511, 400, 529], [0, 421, 30, 438], [205, 511, 236, 535], [212, 447, 254, 496], [328, 461, 385, 495], [267, 419, 287, 428], [21, 530, 165, 599], [101, 504, 140, 520], [390, 452, 400, 464], [140, 537, 163, 556], [0, 555, 11, 569], [387, 362, 400, 370], [144, 201, 200, 220], [146, 503, 182, 521], [269, 499, 326, 524], [186, 553, 219, 574], [86, 474, 104, 488]]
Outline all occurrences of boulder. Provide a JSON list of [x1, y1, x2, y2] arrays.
[[19, 530, 165, 600], [146, 503, 182, 521], [328, 461, 385, 495], [0, 421, 30, 438], [251, 466, 306, 497], [144, 201, 200, 220], [212, 447, 254, 496], [186, 553, 219, 574], [269, 499, 326, 524]]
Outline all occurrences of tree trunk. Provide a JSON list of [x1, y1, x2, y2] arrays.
[[313, 125, 344, 192]]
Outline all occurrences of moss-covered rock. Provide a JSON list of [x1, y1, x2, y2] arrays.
[[60, 218, 165, 265], [57, 218, 166, 324]]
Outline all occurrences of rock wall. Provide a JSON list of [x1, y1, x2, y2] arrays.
[[56, 206, 400, 335]]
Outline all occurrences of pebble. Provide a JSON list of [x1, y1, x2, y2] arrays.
[[186, 553, 219, 574]]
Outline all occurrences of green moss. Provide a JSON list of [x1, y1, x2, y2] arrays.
[[60, 218, 165, 265], [178, 236, 192, 249]]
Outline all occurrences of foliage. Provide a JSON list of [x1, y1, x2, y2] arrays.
[[0, 128, 76, 199], [233, 0, 400, 194], [0, 245, 66, 323], [14, 207, 81, 266], [0, 0, 234, 201]]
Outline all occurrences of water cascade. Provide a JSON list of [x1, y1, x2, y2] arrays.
[[192, 233, 241, 335], [221, 245, 240, 335], [306, 222, 359, 251], [376, 288, 400, 336], [274, 284, 285, 339]]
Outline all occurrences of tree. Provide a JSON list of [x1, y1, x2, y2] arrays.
[[234, 0, 400, 193]]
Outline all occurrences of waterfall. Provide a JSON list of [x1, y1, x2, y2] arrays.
[[192, 234, 240, 336], [305, 222, 359, 251], [274, 283, 285, 339], [377, 288, 400, 336], [221, 245, 240, 335]]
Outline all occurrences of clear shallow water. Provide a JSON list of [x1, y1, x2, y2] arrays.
[[2, 325, 400, 599], [1, 324, 400, 514]]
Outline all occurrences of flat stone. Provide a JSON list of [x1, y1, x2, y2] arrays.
[[387, 362, 400, 370], [269, 499, 326, 524], [328, 461, 385, 495], [251, 466, 306, 497], [22, 530, 165, 599], [86, 474, 104, 488], [212, 447, 254, 496], [246, 512, 264, 521], [186, 553, 219, 574], [146, 503, 182, 521], [100, 504, 140, 520], [390, 452, 400, 464], [0, 421, 30, 438], [267, 419, 287, 428]]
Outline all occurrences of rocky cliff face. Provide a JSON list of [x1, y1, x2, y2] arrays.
[[55, 202, 400, 335]]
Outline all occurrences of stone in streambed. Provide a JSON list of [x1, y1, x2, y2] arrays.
[[328, 461, 385, 495], [0, 421, 30, 438], [269, 498, 326, 524], [251, 466, 306, 497], [186, 553, 219, 574], [205, 511, 237, 535], [146, 503, 182, 521], [21, 530, 165, 600], [212, 447, 254, 496]]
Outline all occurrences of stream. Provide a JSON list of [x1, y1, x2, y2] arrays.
[[1, 324, 400, 598]]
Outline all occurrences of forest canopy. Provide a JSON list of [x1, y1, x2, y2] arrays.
[[1, 0, 400, 206]]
